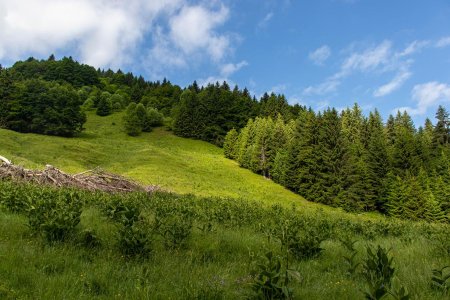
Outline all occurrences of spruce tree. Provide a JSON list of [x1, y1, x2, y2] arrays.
[[266, 115, 290, 177], [366, 110, 389, 210], [236, 119, 253, 168], [385, 173, 407, 218], [314, 108, 343, 206], [338, 104, 371, 211], [291, 110, 319, 198], [433, 105, 449, 147], [223, 128, 239, 159], [391, 111, 420, 176], [135, 103, 151, 132], [123, 103, 141, 136], [96, 93, 112, 116]]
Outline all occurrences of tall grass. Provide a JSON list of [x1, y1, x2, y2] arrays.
[[0, 181, 448, 299]]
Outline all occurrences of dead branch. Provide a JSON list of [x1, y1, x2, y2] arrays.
[[0, 162, 162, 194]]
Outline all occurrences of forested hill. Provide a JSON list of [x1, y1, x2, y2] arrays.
[[0, 56, 449, 223], [0, 56, 301, 143], [223, 106, 450, 222]]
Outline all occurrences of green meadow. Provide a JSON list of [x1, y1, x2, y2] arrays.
[[0, 112, 312, 207]]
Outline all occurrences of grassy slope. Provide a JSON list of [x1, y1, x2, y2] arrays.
[[1, 113, 449, 299], [1, 111, 325, 209]]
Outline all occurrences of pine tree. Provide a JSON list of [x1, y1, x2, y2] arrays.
[[423, 190, 446, 223], [338, 104, 371, 211], [236, 119, 253, 168], [172, 89, 203, 138], [266, 115, 290, 177], [314, 108, 343, 206], [135, 103, 151, 132], [123, 103, 141, 136], [433, 105, 449, 147], [96, 92, 112, 116], [385, 173, 407, 218], [223, 128, 239, 159], [366, 110, 389, 210], [249, 117, 273, 177], [391, 111, 420, 176], [290, 110, 319, 198]]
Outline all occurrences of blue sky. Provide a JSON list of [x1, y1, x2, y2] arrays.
[[1, 0, 450, 126]]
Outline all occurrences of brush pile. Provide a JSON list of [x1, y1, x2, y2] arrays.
[[0, 159, 161, 193]]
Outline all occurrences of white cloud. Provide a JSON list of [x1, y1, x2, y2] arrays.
[[220, 60, 248, 77], [341, 40, 391, 74], [304, 40, 421, 96], [0, 0, 236, 75], [257, 12, 274, 29], [169, 4, 230, 61], [303, 41, 393, 96], [303, 79, 341, 95], [0, 0, 185, 68], [373, 67, 412, 97], [395, 82, 450, 116], [436, 36, 450, 48], [309, 45, 331, 65], [397, 40, 429, 57]]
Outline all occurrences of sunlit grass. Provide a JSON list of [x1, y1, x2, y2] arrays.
[[1, 111, 320, 208]]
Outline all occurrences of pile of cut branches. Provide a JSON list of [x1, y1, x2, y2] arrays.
[[0, 158, 161, 193]]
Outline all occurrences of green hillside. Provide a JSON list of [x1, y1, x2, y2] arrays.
[[1, 113, 450, 299], [1, 111, 317, 208]]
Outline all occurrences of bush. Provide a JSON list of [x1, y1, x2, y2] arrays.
[[154, 208, 194, 250], [146, 107, 164, 127], [0, 181, 30, 213], [362, 245, 395, 299], [27, 189, 82, 242], [251, 251, 300, 299], [117, 222, 152, 258], [96, 93, 112, 116]]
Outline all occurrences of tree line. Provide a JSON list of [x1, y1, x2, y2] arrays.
[[1, 56, 302, 141], [1, 56, 448, 222], [224, 105, 450, 222]]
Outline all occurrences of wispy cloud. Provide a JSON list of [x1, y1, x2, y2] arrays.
[[309, 45, 331, 66], [394, 82, 450, 116], [397, 40, 430, 57], [220, 60, 248, 77], [257, 12, 274, 29], [340, 40, 391, 74], [436, 36, 450, 48], [304, 39, 427, 97], [373, 66, 412, 97], [304, 41, 392, 95], [303, 79, 341, 95]]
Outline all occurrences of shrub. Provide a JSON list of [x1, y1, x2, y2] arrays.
[[340, 238, 360, 275], [275, 219, 326, 260], [154, 208, 194, 250], [102, 196, 140, 227], [0, 181, 30, 213], [362, 245, 395, 299], [251, 251, 300, 300], [117, 221, 152, 258], [27, 189, 82, 243], [146, 107, 164, 127]]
